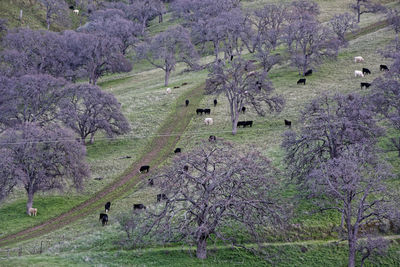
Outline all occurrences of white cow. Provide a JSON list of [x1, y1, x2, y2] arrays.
[[354, 56, 364, 63], [73, 9, 79, 15], [354, 70, 364, 77], [204, 118, 213, 125], [166, 87, 171, 94]]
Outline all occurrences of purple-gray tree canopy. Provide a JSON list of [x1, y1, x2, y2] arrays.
[[0, 74, 68, 131], [0, 123, 89, 214], [206, 58, 284, 135], [0, 148, 18, 202], [58, 83, 131, 144], [39, 0, 70, 30], [369, 77, 400, 157], [308, 145, 395, 267], [282, 93, 384, 183], [329, 13, 358, 47], [387, 8, 400, 35], [350, 0, 386, 23], [119, 141, 287, 259], [137, 25, 198, 86]]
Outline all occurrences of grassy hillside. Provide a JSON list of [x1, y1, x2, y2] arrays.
[[1, 0, 400, 266]]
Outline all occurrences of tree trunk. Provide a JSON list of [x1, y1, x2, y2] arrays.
[[159, 14, 163, 23], [231, 111, 240, 135], [165, 70, 170, 86], [26, 190, 34, 215], [89, 133, 95, 144], [196, 235, 208, 259], [348, 238, 356, 267]]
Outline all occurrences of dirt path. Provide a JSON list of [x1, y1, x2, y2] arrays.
[[0, 83, 205, 248]]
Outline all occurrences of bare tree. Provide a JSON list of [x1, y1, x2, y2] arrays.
[[0, 123, 89, 214], [308, 145, 395, 267], [357, 236, 390, 267], [282, 93, 384, 182], [206, 58, 284, 135], [386, 8, 400, 35], [329, 13, 358, 47], [350, 0, 385, 23], [39, 0, 70, 30], [119, 141, 287, 259]]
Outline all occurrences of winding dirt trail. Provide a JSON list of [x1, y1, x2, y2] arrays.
[[0, 83, 205, 248]]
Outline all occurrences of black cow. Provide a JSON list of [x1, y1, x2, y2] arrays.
[[237, 121, 246, 127], [174, 148, 181, 153], [360, 82, 371, 89], [230, 55, 234, 61], [139, 165, 150, 173], [297, 78, 306, 85], [362, 68, 371, 75], [157, 193, 168, 202], [304, 69, 312, 76], [380, 64, 389, 71], [148, 178, 154, 186], [284, 119, 291, 127], [69, 6, 75, 10], [133, 204, 146, 210], [182, 82, 188, 86], [185, 99, 189, 106], [183, 165, 189, 172], [241, 106, 246, 114], [204, 108, 211, 114], [245, 121, 253, 127], [100, 213, 108, 226], [196, 108, 204, 115], [174, 86, 180, 89], [209, 135, 216, 142], [105, 202, 111, 213], [214, 99, 218, 107]]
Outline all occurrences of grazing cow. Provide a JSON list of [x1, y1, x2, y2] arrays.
[[360, 82, 371, 89], [69, 5, 74, 10], [139, 165, 150, 173], [244, 121, 253, 127], [214, 99, 217, 107], [209, 135, 216, 142], [297, 78, 306, 85], [241, 106, 246, 114], [354, 70, 364, 77], [173, 86, 180, 89], [354, 56, 364, 63], [204, 118, 213, 125], [304, 69, 312, 76], [73, 9, 79, 14], [148, 178, 154, 186], [196, 108, 204, 115], [105, 202, 111, 213], [100, 213, 108, 226], [182, 82, 188, 86], [157, 193, 168, 202], [166, 88, 172, 94], [183, 165, 189, 172], [380, 64, 389, 71], [362, 68, 371, 75], [284, 119, 291, 127], [237, 121, 246, 128], [203, 108, 211, 114], [174, 148, 181, 153], [185, 99, 189, 106], [133, 204, 146, 210], [28, 208, 37, 216]]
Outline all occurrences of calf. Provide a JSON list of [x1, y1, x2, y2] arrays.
[[354, 70, 364, 77], [100, 213, 108, 226], [185, 99, 189, 106], [174, 148, 181, 153], [360, 82, 371, 89], [380, 64, 389, 71], [196, 108, 204, 115], [209, 135, 216, 142], [28, 208, 37, 216], [105, 201, 111, 213], [204, 118, 213, 125], [284, 119, 291, 128], [133, 204, 146, 210], [139, 165, 150, 173], [362, 68, 371, 75], [297, 78, 306, 85], [73, 9, 79, 15], [203, 108, 211, 114], [157, 193, 168, 202], [354, 56, 364, 63], [213, 99, 217, 107], [304, 69, 312, 76], [166, 87, 172, 94], [241, 106, 246, 114]]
